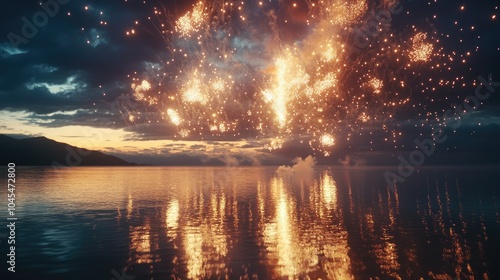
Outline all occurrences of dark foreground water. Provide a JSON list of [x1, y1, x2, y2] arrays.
[[0, 166, 499, 280]]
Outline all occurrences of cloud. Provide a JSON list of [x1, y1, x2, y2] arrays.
[[86, 28, 108, 48], [27, 109, 125, 128], [31, 64, 58, 73], [122, 123, 180, 141], [277, 155, 316, 183], [190, 144, 206, 150], [26, 75, 85, 94], [0, 42, 28, 56], [0, 1, 160, 116], [0, 87, 83, 114]]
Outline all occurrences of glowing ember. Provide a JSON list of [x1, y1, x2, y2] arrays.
[[320, 134, 335, 147], [175, 1, 206, 37], [409, 32, 434, 62], [167, 109, 181, 126]]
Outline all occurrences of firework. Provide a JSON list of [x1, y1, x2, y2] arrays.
[[123, 0, 483, 156], [409, 32, 433, 62]]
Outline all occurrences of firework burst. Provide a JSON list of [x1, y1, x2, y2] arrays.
[[123, 0, 491, 156]]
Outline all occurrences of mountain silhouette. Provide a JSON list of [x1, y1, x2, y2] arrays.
[[0, 135, 135, 166]]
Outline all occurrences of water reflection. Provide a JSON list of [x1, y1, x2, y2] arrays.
[[128, 220, 157, 264], [261, 173, 352, 279], [166, 199, 179, 240], [165, 170, 233, 279], [115, 168, 499, 279], [7, 167, 498, 279]]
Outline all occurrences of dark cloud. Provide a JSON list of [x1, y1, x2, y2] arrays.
[[189, 144, 206, 149], [0, 86, 84, 114], [122, 122, 179, 141], [163, 143, 187, 147], [0, 0, 161, 116], [27, 109, 125, 128]]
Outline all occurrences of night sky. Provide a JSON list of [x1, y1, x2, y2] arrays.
[[1, 0, 499, 165]]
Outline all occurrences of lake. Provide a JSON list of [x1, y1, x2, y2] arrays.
[[0, 166, 499, 279]]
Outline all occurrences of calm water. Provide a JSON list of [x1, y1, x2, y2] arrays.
[[0, 166, 499, 280]]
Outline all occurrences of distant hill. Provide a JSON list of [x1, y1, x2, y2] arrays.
[[0, 135, 136, 166]]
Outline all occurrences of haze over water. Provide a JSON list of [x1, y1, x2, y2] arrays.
[[1, 166, 499, 280]]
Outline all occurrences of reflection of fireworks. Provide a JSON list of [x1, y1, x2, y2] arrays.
[[124, 0, 484, 156]]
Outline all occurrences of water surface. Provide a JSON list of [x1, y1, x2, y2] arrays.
[[0, 166, 499, 279]]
